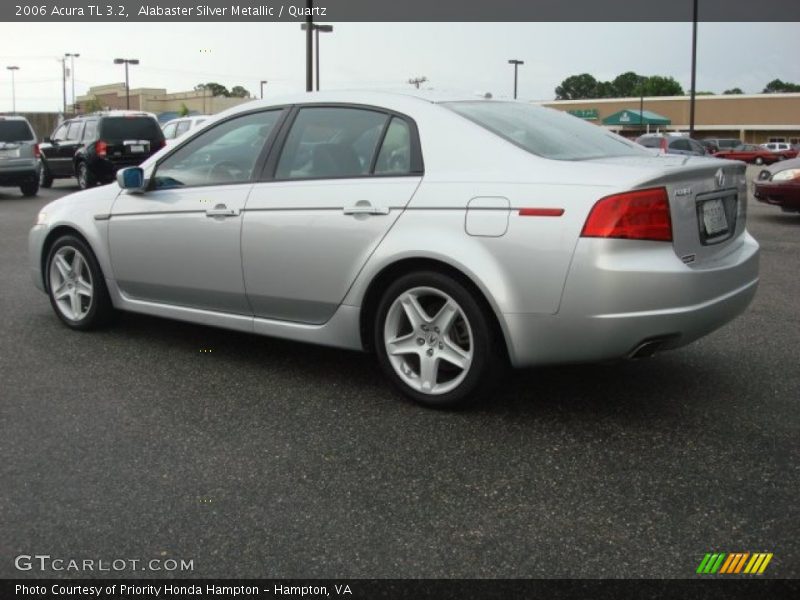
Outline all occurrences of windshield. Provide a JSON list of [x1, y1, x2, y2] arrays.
[[444, 101, 647, 160], [99, 117, 163, 141], [0, 120, 34, 143]]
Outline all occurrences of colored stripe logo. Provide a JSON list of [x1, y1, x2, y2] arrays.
[[697, 552, 773, 574]]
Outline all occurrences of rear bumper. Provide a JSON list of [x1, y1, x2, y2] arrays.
[[0, 159, 38, 186], [503, 233, 759, 367], [88, 156, 153, 180]]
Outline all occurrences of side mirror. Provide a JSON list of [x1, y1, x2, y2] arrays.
[[117, 167, 146, 193]]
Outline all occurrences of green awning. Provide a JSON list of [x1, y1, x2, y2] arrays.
[[602, 109, 671, 127]]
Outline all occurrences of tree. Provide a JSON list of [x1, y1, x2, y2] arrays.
[[82, 97, 103, 113], [555, 73, 599, 100], [762, 79, 800, 93], [723, 87, 744, 95], [229, 86, 251, 98], [640, 75, 684, 96], [408, 76, 428, 89], [197, 82, 230, 97], [696, 91, 715, 96], [611, 71, 644, 97], [594, 80, 617, 98], [178, 103, 190, 117]]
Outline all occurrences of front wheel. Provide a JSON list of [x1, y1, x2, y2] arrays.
[[46, 235, 114, 330], [39, 163, 53, 188], [374, 271, 502, 408]]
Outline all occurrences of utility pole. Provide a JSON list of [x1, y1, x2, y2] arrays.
[[508, 59, 524, 99], [260, 80, 267, 99], [408, 76, 427, 89], [65, 53, 79, 113], [689, 0, 698, 137], [61, 58, 67, 115], [114, 58, 139, 109], [305, 0, 313, 92], [7, 66, 19, 114]]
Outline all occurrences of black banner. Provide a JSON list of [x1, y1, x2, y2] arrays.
[[3, 0, 800, 22], [3, 579, 800, 600]]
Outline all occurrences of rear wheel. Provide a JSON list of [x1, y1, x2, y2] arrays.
[[46, 235, 114, 330], [20, 180, 39, 197], [39, 163, 53, 188], [374, 271, 502, 408], [76, 162, 96, 190]]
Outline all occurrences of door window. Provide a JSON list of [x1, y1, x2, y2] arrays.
[[82, 120, 97, 141], [162, 122, 177, 139], [275, 107, 389, 180], [374, 117, 412, 175], [670, 139, 691, 152], [66, 121, 84, 141], [51, 124, 68, 142], [153, 110, 281, 189], [175, 120, 192, 137]]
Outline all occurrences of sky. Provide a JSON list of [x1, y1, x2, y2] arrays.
[[1, 21, 799, 112]]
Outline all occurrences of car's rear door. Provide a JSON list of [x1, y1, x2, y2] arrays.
[[242, 105, 423, 324], [109, 108, 285, 314]]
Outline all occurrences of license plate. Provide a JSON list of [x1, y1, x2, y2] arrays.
[[702, 198, 728, 236], [129, 145, 145, 153], [0, 148, 20, 159]]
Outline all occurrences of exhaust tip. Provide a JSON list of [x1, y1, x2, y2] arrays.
[[628, 335, 679, 359]]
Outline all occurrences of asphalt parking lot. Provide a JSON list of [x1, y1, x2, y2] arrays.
[[1, 166, 798, 579]]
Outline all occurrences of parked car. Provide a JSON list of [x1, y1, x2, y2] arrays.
[[636, 133, 707, 156], [698, 139, 719, 154], [0, 115, 40, 197], [753, 156, 800, 213], [714, 144, 782, 165], [28, 92, 759, 407], [39, 111, 166, 190], [162, 115, 210, 145], [760, 142, 798, 160], [704, 138, 742, 151]]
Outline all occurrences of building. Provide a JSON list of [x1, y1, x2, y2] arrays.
[[539, 93, 800, 144], [74, 83, 253, 122]]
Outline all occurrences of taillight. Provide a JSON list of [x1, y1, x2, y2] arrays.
[[33, 143, 41, 159], [660, 138, 668, 154], [95, 140, 107, 157], [581, 187, 672, 242]]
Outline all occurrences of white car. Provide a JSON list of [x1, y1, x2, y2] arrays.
[[162, 115, 210, 145]]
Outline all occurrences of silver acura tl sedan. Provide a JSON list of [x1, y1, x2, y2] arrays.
[[29, 92, 760, 407]]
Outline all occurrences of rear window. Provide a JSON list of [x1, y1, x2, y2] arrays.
[[0, 120, 34, 143], [638, 137, 662, 148], [444, 101, 646, 160], [99, 117, 163, 141]]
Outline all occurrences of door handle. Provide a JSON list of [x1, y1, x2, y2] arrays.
[[206, 204, 238, 217], [343, 203, 390, 215]]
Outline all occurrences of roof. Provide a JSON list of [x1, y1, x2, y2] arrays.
[[603, 109, 671, 126]]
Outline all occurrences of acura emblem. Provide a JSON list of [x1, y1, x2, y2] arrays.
[[715, 169, 726, 188]]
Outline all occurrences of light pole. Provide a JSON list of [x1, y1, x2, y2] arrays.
[[113, 58, 139, 109], [305, 0, 313, 92], [508, 59, 524, 99], [638, 75, 647, 135], [260, 80, 267, 99], [301, 23, 334, 91], [689, 0, 698, 137], [65, 53, 79, 113], [6, 66, 19, 114]]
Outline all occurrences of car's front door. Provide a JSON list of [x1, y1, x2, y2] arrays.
[[242, 106, 423, 324], [109, 108, 285, 314]]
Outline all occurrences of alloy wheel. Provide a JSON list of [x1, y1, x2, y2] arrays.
[[49, 246, 94, 321], [383, 286, 474, 395]]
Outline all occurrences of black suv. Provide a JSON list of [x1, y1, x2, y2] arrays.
[[39, 111, 165, 190]]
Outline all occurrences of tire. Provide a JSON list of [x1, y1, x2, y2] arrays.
[[374, 271, 502, 408], [20, 180, 39, 197], [754, 157, 764, 165], [39, 162, 53, 188], [76, 162, 96, 190], [45, 235, 114, 330]]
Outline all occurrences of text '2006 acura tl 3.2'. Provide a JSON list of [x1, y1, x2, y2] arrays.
[[29, 91, 759, 407]]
